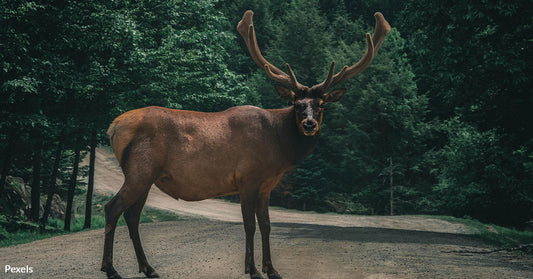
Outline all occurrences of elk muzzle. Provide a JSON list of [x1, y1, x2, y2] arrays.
[[299, 117, 319, 136], [302, 119, 318, 134]]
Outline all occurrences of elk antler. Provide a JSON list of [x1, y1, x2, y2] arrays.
[[313, 12, 391, 92], [237, 10, 306, 92]]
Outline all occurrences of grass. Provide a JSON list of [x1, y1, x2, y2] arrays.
[[0, 194, 183, 248], [428, 215, 533, 251]]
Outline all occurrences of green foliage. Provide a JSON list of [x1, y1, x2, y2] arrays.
[[268, 0, 334, 84], [431, 119, 532, 226], [400, 1, 532, 132], [324, 192, 370, 214], [429, 216, 533, 250], [400, 0, 533, 226], [121, 0, 248, 112], [0, 194, 182, 247]]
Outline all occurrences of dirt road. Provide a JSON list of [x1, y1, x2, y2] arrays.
[[1, 148, 532, 279]]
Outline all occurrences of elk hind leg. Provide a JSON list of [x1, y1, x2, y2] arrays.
[[124, 190, 159, 278], [101, 173, 157, 278], [101, 184, 141, 279]]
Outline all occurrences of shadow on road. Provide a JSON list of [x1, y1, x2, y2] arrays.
[[272, 222, 478, 246]]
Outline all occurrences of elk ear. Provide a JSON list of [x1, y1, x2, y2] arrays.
[[323, 88, 346, 103], [275, 85, 295, 102]]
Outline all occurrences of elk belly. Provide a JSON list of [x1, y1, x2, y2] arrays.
[[154, 169, 238, 201]]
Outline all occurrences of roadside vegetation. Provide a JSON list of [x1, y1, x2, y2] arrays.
[[430, 216, 533, 253], [0, 194, 183, 247]]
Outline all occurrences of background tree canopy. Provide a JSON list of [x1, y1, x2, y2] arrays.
[[1, 0, 531, 228]]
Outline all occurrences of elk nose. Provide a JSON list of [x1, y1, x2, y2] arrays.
[[303, 120, 317, 131]]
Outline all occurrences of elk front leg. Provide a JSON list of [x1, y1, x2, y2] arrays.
[[240, 191, 264, 279], [256, 194, 282, 279]]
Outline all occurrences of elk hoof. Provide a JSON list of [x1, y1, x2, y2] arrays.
[[250, 273, 265, 279], [145, 270, 159, 278], [141, 265, 159, 278], [101, 266, 122, 279], [268, 272, 283, 279]]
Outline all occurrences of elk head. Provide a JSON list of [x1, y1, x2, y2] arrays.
[[237, 10, 391, 136]]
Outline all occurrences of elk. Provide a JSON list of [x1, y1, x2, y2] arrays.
[[101, 10, 390, 279]]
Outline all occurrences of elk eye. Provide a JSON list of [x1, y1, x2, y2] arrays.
[[296, 103, 306, 111]]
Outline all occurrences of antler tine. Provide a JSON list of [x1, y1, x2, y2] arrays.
[[313, 12, 391, 92], [371, 12, 391, 54], [322, 61, 336, 89], [285, 63, 299, 90], [264, 64, 286, 84], [238, 10, 304, 91], [330, 65, 348, 86]]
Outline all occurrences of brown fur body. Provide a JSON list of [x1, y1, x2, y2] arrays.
[[107, 105, 317, 202]]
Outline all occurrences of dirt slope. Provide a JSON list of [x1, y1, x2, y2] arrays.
[[1, 148, 532, 279]]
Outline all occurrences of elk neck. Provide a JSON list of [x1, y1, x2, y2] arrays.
[[269, 106, 320, 166]]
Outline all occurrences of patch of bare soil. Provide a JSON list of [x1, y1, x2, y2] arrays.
[[0, 148, 532, 279]]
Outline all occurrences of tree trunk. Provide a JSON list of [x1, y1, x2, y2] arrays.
[[64, 139, 82, 231], [389, 157, 394, 216], [30, 130, 42, 221], [40, 133, 65, 232], [84, 129, 97, 229], [0, 129, 18, 196]]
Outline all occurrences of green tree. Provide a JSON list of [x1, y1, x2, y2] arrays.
[[432, 119, 531, 226], [319, 26, 428, 214], [119, 0, 248, 113], [400, 0, 533, 226]]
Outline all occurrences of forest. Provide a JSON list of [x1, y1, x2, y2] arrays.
[[1, 0, 531, 231]]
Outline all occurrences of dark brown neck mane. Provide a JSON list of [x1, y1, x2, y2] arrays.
[[270, 106, 320, 166]]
